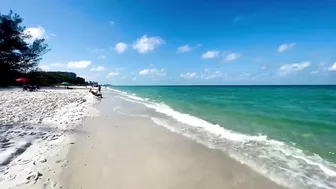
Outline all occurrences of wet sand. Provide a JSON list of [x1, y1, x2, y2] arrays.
[[60, 95, 284, 189]]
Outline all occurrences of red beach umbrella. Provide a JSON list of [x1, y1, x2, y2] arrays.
[[16, 78, 29, 83]]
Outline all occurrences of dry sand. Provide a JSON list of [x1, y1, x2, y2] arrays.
[[0, 88, 97, 189], [61, 95, 284, 189]]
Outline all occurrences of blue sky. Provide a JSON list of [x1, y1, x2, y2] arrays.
[[2, 0, 336, 85]]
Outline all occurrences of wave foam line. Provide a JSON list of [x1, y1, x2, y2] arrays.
[[111, 87, 336, 189]]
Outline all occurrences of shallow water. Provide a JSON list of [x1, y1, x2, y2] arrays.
[[108, 86, 336, 189]]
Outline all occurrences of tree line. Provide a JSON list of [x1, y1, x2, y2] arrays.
[[0, 10, 89, 86]]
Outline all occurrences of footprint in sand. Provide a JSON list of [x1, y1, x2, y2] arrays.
[[0, 173, 17, 181]]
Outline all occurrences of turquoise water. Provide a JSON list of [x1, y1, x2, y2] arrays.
[[109, 85, 336, 189]]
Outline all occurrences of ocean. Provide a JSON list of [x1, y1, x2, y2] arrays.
[[107, 85, 336, 189]]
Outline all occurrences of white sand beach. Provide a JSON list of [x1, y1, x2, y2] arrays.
[[0, 88, 285, 189], [0, 88, 98, 188], [60, 89, 284, 189]]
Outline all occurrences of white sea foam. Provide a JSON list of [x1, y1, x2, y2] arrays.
[[113, 87, 336, 189]]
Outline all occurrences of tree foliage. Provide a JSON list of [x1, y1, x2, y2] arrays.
[[0, 10, 49, 86], [27, 71, 87, 86]]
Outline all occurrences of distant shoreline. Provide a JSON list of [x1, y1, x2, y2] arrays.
[[106, 84, 336, 87]]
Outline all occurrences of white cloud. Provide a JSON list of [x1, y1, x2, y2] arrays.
[[109, 21, 115, 26], [24, 26, 47, 42], [107, 72, 119, 78], [201, 50, 219, 59], [98, 55, 107, 60], [328, 62, 336, 71], [139, 69, 149, 75], [177, 45, 191, 53], [90, 66, 105, 72], [139, 68, 166, 76], [279, 61, 310, 75], [310, 70, 319, 74], [260, 66, 266, 70], [132, 77, 137, 81], [180, 72, 197, 79], [115, 43, 128, 54], [49, 33, 56, 37], [116, 67, 124, 71], [132, 35, 165, 53], [277, 42, 296, 53], [67, 60, 92, 69], [224, 53, 240, 62]]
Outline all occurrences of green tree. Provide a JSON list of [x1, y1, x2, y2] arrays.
[[0, 10, 49, 86]]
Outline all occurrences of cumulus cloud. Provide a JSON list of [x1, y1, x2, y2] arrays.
[[177, 45, 191, 53], [139, 68, 166, 76], [98, 55, 107, 60], [180, 72, 197, 79], [115, 43, 128, 54], [224, 53, 240, 62], [277, 42, 296, 53], [107, 72, 119, 78], [279, 61, 310, 75], [67, 60, 92, 69], [90, 66, 105, 72], [328, 62, 336, 71], [133, 35, 165, 53], [201, 50, 219, 59], [139, 69, 149, 75], [24, 26, 47, 42]]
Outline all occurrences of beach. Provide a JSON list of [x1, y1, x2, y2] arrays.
[[1, 86, 335, 189], [61, 89, 284, 189], [0, 88, 98, 189]]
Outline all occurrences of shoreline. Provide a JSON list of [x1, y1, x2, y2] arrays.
[[60, 90, 284, 189]]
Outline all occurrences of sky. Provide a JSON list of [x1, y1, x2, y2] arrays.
[[1, 0, 336, 85]]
